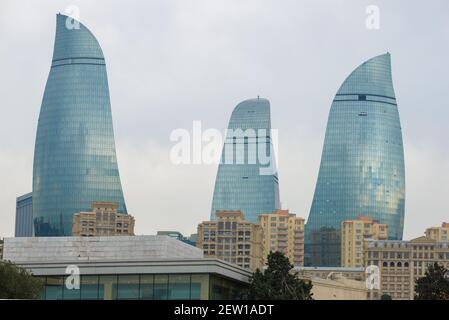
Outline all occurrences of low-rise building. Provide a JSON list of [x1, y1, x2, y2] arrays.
[[341, 216, 388, 268], [364, 235, 449, 300], [197, 210, 263, 271], [3, 236, 250, 300], [259, 209, 305, 266], [72, 202, 135, 236], [425, 222, 449, 242]]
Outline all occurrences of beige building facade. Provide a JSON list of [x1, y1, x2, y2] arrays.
[[259, 209, 305, 266], [294, 266, 370, 300], [303, 275, 369, 300], [197, 210, 263, 271], [425, 222, 449, 242], [364, 235, 449, 300], [72, 202, 135, 236], [341, 216, 388, 268]]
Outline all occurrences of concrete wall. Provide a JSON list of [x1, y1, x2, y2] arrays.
[[306, 277, 369, 300]]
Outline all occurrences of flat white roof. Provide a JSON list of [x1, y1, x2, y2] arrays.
[[3, 235, 203, 263]]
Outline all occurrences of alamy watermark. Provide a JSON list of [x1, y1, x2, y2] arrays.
[[65, 265, 80, 290], [64, 5, 81, 30], [366, 5, 380, 30], [169, 121, 279, 175], [365, 265, 380, 290]]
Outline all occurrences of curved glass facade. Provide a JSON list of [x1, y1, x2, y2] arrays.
[[210, 98, 280, 223], [305, 53, 405, 266], [33, 14, 127, 236]]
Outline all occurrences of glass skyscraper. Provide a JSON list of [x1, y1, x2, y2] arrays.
[[15, 193, 34, 237], [210, 98, 280, 223], [305, 53, 405, 266], [33, 14, 127, 236]]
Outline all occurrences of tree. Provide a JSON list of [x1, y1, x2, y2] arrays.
[[246, 251, 313, 300], [414, 262, 449, 300], [380, 294, 392, 300], [0, 260, 44, 299]]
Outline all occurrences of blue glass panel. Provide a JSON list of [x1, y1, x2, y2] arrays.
[[80, 275, 99, 300], [117, 275, 139, 300], [139, 275, 154, 300], [45, 276, 63, 300], [153, 274, 168, 300], [168, 274, 191, 300]]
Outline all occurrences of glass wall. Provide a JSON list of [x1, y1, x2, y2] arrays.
[[210, 275, 246, 299], [210, 98, 281, 224], [37, 273, 246, 300], [33, 13, 127, 236], [306, 53, 405, 266]]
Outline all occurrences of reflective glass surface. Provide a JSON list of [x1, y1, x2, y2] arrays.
[[210, 98, 280, 223], [33, 14, 127, 236], [306, 54, 405, 266], [37, 273, 244, 300]]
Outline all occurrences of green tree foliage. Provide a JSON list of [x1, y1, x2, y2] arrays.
[[0, 260, 44, 299], [414, 262, 449, 300], [246, 251, 313, 300]]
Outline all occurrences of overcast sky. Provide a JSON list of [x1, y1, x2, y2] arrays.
[[0, 0, 448, 239]]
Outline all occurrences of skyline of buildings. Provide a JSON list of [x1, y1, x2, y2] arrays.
[[32, 14, 128, 236], [0, 13, 432, 246], [305, 53, 406, 266], [0, 13, 446, 293]]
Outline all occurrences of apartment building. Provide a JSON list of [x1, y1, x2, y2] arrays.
[[259, 209, 305, 266], [72, 202, 135, 236], [197, 211, 263, 271], [364, 235, 449, 300], [341, 216, 388, 268], [425, 222, 449, 242]]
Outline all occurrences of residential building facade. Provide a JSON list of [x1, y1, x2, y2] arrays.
[[341, 216, 388, 267], [306, 53, 406, 266], [197, 210, 263, 271], [364, 236, 449, 300], [259, 209, 305, 266], [33, 14, 127, 236], [425, 222, 449, 241], [72, 202, 135, 236]]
